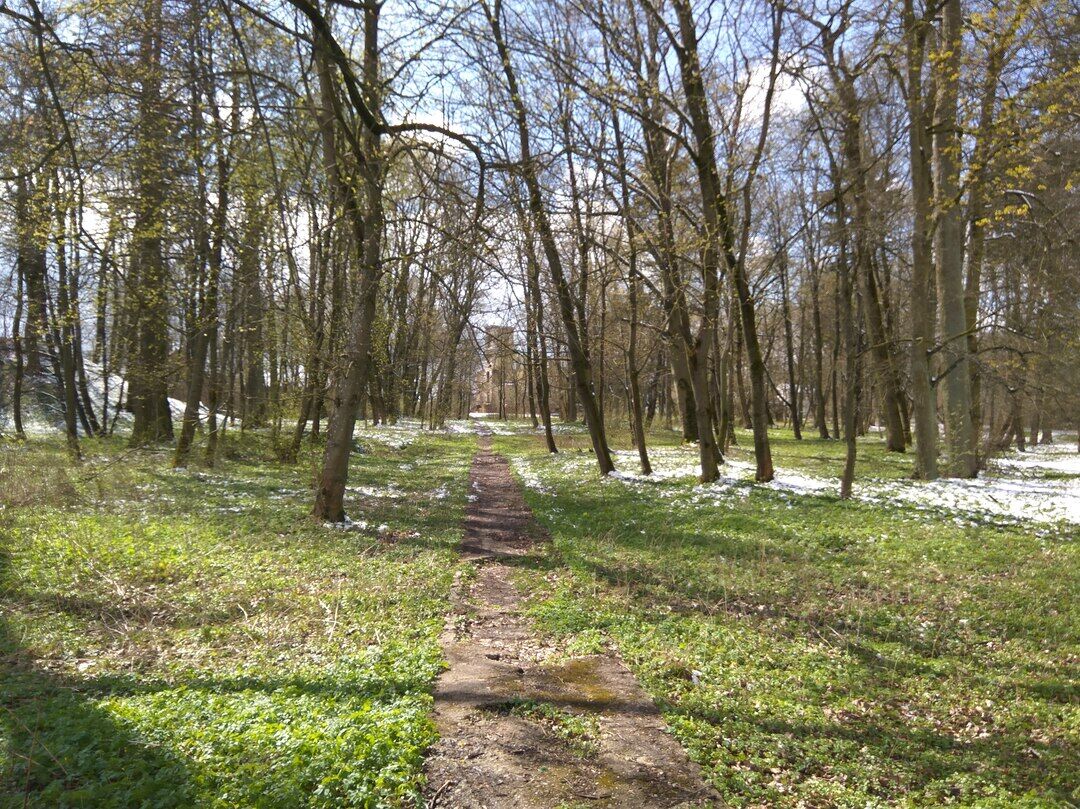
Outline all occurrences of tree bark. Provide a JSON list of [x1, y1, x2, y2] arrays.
[[904, 0, 939, 479], [517, 193, 558, 453], [933, 0, 977, 478], [669, 0, 743, 481], [485, 0, 614, 474], [53, 183, 83, 458], [175, 144, 228, 466], [609, 98, 651, 474], [313, 0, 388, 521], [777, 244, 802, 439], [129, 0, 174, 445], [832, 68, 906, 453]]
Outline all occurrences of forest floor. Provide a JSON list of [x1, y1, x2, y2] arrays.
[[1, 421, 1077, 807], [422, 433, 717, 807], [497, 424, 1078, 807]]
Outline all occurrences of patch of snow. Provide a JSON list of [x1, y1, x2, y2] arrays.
[[990, 442, 1080, 477], [528, 441, 1080, 527], [354, 420, 423, 449], [444, 420, 479, 434], [346, 483, 405, 499], [2, 412, 61, 436], [607, 447, 703, 482], [324, 517, 369, 531], [509, 455, 553, 495], [546, 422, 590, 435], [0, 358, 210, 436], [762, 467, 835, 495], [855, 474, 1079, 526]]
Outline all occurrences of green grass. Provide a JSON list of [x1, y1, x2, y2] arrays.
[[494, 427, 1079, 807], [1, 428, 475, 808], [483, 698, 600, 757], [3, 420, 1076, 807], [532, 420, 921, 480]]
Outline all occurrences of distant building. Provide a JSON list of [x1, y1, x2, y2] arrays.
[[472, 326, 516, 417]]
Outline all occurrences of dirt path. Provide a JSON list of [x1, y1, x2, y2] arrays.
[[423, 435, 720, 808]]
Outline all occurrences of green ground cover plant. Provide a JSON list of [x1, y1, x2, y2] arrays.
[[1, 430, 475, 808], [3, 422, 1076, 807], [496, 428, 1079, 807]]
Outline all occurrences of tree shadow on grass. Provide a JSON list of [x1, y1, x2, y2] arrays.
[[513, 484, 1077, 803], [664, 700, 1075, 803], [2, 669, 195, 808], [1, 534, 437, 808], [522, 484, 1070, 673], [0, 545, 196, 808]]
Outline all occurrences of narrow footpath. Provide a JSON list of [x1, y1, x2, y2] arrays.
[[423, 434, 720, 807]]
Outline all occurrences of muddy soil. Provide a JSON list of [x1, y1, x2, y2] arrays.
[[422, 435, 720, 808]]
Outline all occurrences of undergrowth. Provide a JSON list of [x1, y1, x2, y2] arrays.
[[497, 428, 1079, 807], [0, 428, 475, 808]]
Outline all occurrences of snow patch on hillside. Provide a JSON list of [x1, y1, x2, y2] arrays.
[[524, 442, 1080, 527], [509, 455, 552, 495], [0, 359, 208, 436], [354, 420, 421, 449], [989, 442, 1080, 476]]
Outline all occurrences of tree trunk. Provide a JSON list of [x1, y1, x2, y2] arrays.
[[808, 248, 830, 438], [175, 147, 227, 466], [129, 0, 174, 445], [603, 73, 651, 473], [933, 0, 977, 478], [239, 188, 268, 429], [519, 197, 558, 453], [11, 254, 27, 439], [670, 0, 749, 481], [778, 245, 802, 439], [313, 0, 388, 521], [53, 184, 83, 458], [634, 22, 699, 446], [286, 203, 328, 462], [16, 174, 49, 384], [834, 70, 906, 453], [204, 331, 221, 466], [839, 237, 859, 499], [485, 0, 614, 474], [904, 0, 939, 479], [964, 34, 1011, 462]]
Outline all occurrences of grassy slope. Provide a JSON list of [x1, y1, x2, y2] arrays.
[[496, 427, 1079, 808], [1, 430, 474, 808], [3, 422, 1076, 807]]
